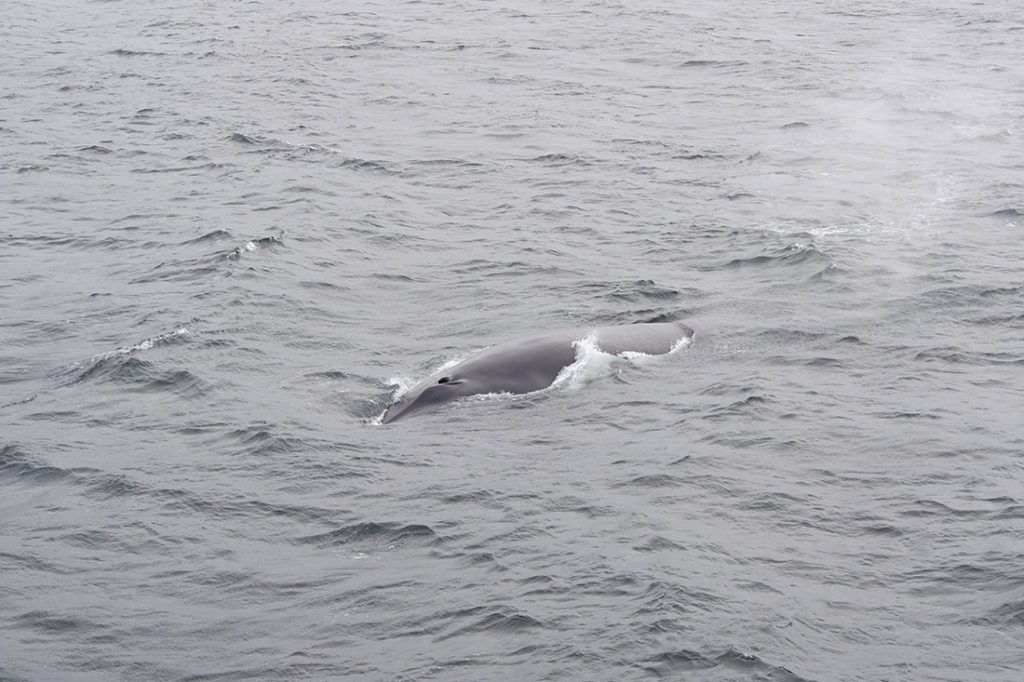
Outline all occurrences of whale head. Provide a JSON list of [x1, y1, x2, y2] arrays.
[[380, 372, 479, 424]]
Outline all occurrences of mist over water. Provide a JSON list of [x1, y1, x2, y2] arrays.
[[2, 1, 1022, 680]]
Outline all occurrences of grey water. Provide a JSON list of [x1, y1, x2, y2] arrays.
[[2, 0, 1022, 679]]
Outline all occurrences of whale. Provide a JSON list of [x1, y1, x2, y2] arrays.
[[380, 321, 694, 423]]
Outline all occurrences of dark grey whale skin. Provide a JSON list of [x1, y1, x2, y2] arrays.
[[380, 321, 694, 423]]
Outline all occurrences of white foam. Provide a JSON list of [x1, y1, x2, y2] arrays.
[[125, 327, 191, 354], [59, 327, 193, 380], [384, 374, 417, 399], [551, 332, 626, 390], [552, 329, 693, 389], [109, 327, 191, 357]]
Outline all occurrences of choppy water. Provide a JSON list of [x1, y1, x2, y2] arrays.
[[2, 1, 1023, 680]]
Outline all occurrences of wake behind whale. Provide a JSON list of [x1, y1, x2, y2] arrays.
[[380, 321, 694, 423]]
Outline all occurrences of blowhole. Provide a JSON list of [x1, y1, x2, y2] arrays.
[[437, 376, 450, 384]]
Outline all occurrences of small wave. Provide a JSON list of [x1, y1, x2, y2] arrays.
[[612, 473, 684, 489], [226, 234, 284, 259], [901, 499, 997, 520], [858, 524, 904, 537], [716, 242, 832, 271], [987, 207, 1022, 219], [529, 152, 593, 166], [64, 354, 206, 397], [979, 284, 1023, 299], [633, 535, 686, 552], [86, 474, 148, 500], [52, 328, 198, 393], [448, 258, 570, 279], [641, 648, 808, 681], [410, 157, 483, 168], [913, 346, 1023, 366], [611, 138, 723, 160], [0, 445, 159, 508], [873, 410, 942, 420], [738, 491, 805, 513], [541, 495, 616, 518], [0, 444, 71, 487], [128, 262, 219, 284], [442, 489, 496, 505], [703, 394, 772, 421], [573, 279, 685, 303], [226, 132, 317, 154], [108, 48, 166, 57], [223, 426, 309, 458], [297, 522, 439, 549], [298, 280, 342, 292], [339, 157, 396, 174], [970, 600, 1024, 626], [13, 610, 100, 635], [305, 370, 354, 381], [436, 610, 544, 641], [225, 133, 393, 172], [676, 59, 747, 69], [160, 494, 333, 525], [129, 161, 228, 174], [182, 229, 232, 244]]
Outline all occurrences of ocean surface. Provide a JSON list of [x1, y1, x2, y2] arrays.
[[2, 1, 1022, 679]]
